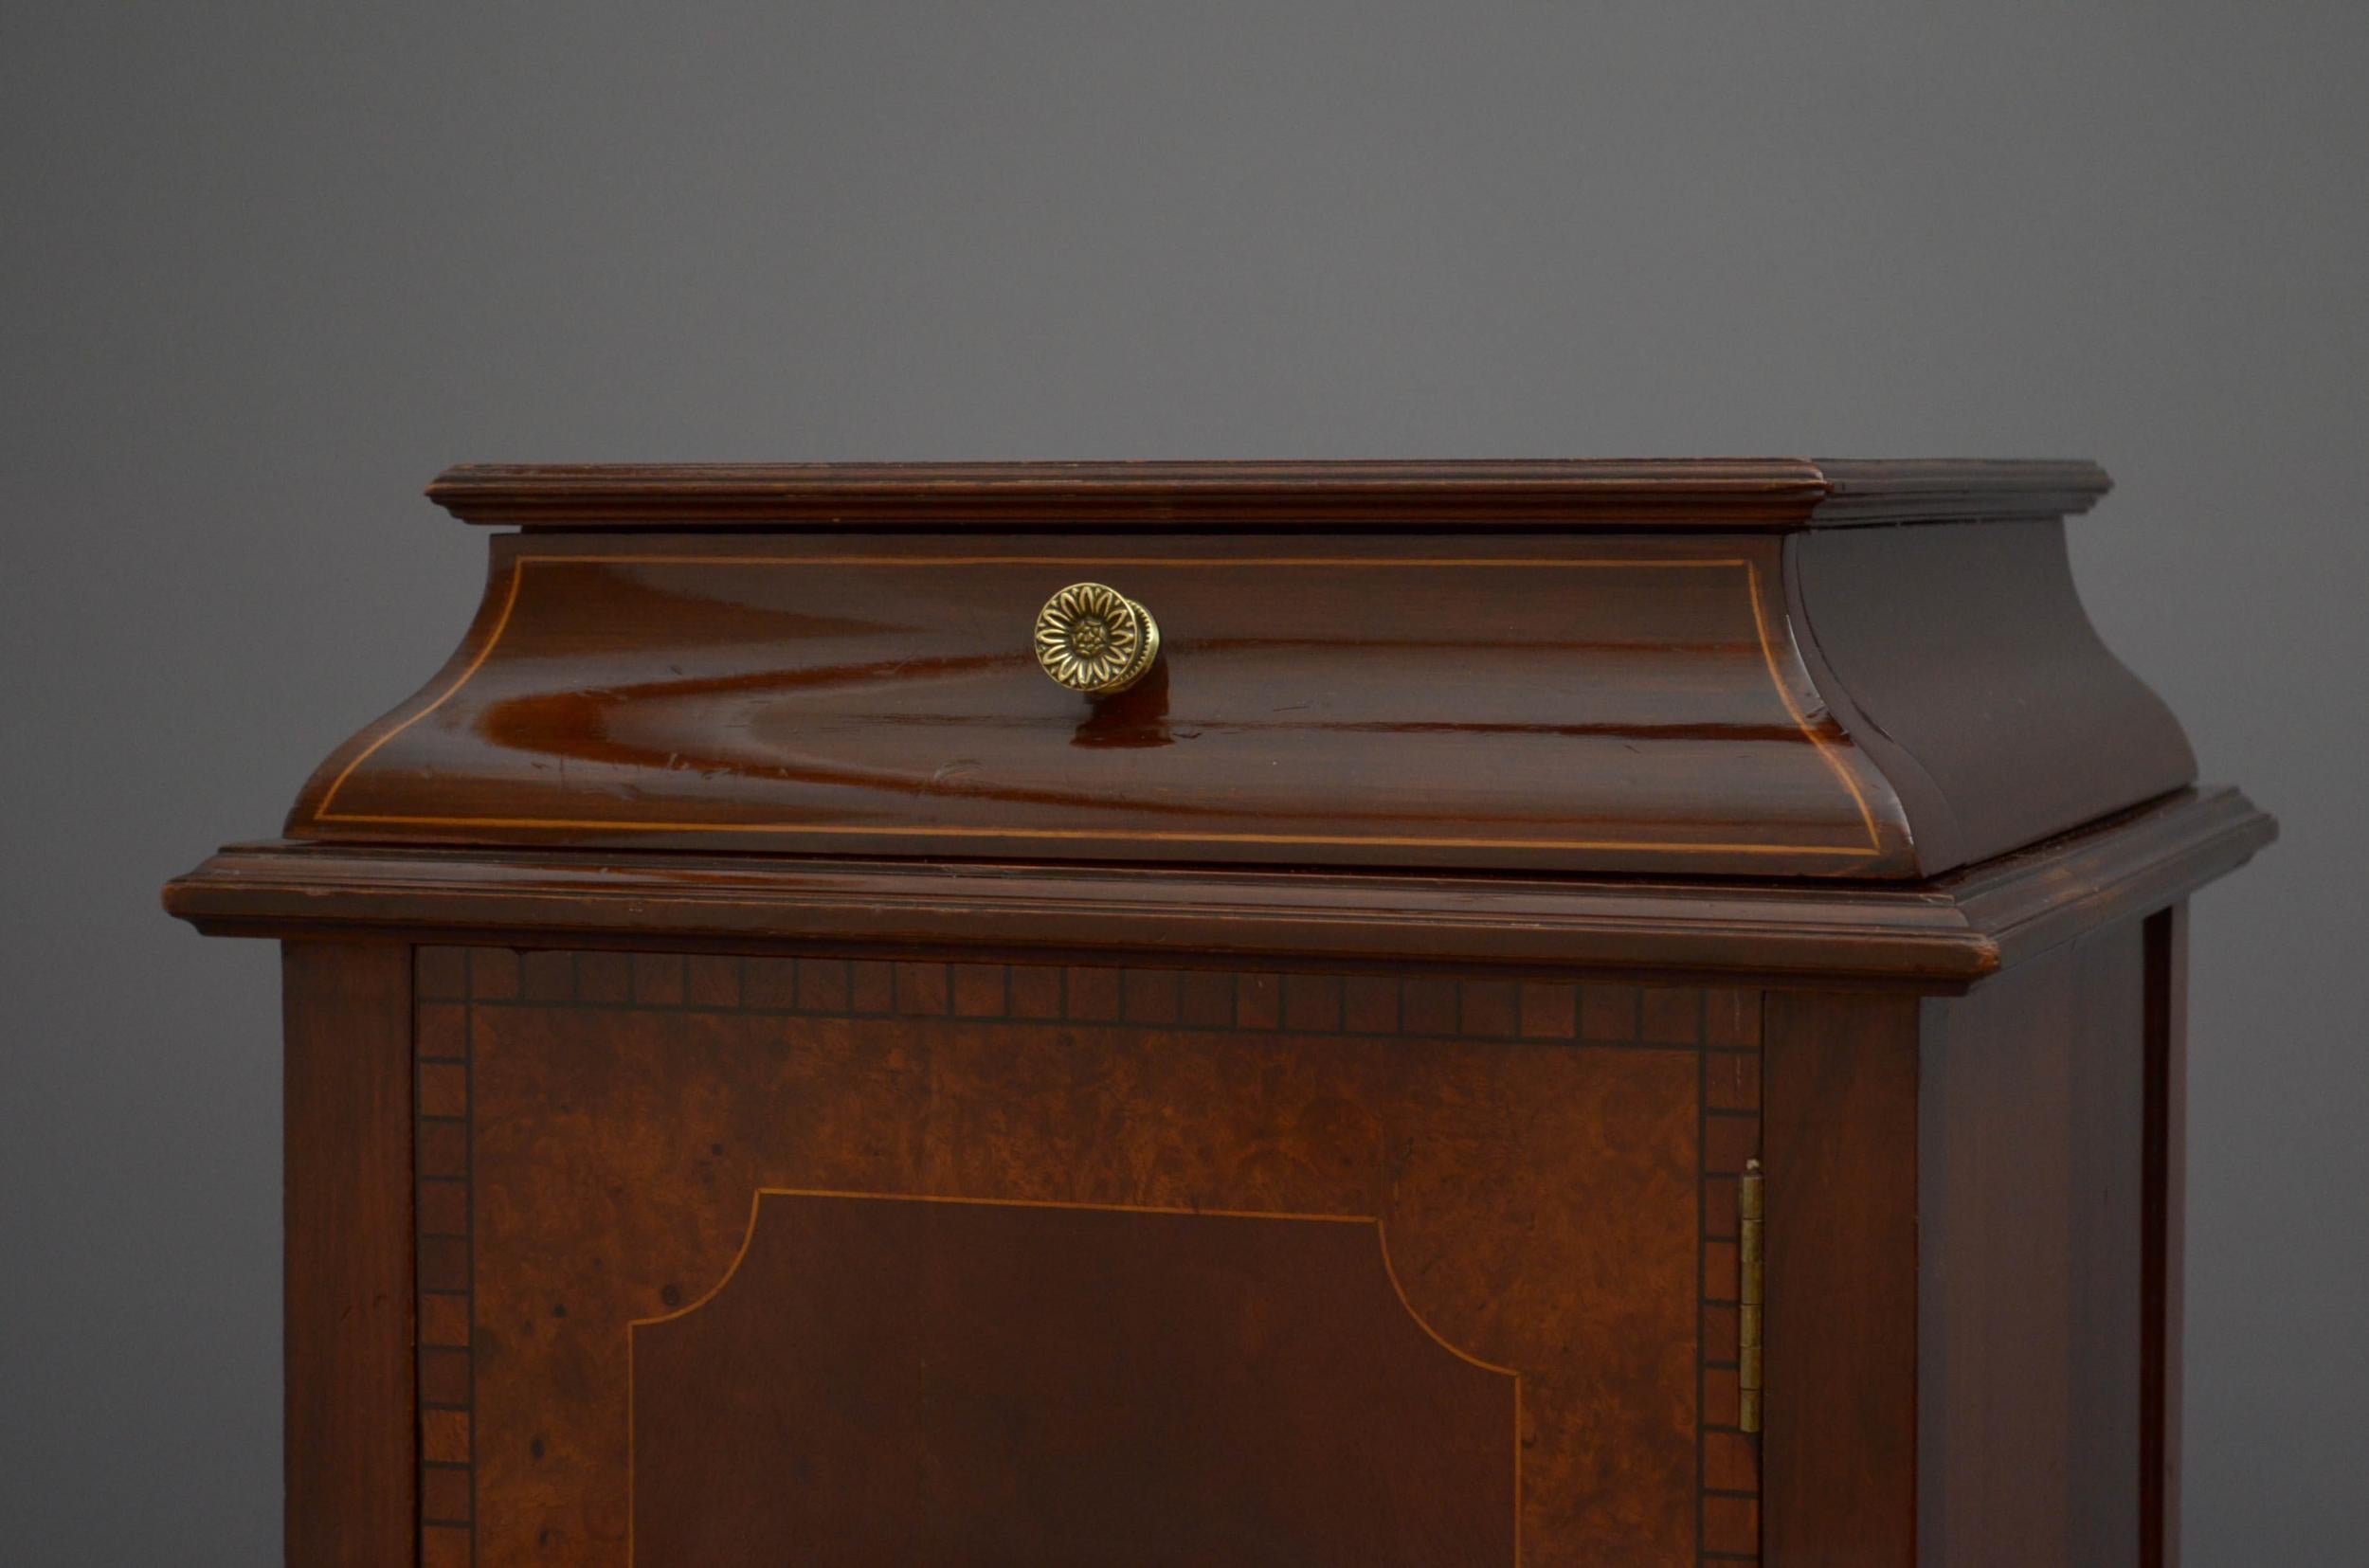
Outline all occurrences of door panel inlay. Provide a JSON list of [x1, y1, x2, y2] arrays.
[[630, 1190, 1515, 1565], [415, 946, 1763, 1566]]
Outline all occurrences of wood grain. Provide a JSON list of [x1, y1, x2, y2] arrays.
[[285, 532, 1910, 877], [282, 942, 415, 1568], [1761, 990, 1921, 1567], [423, 457, 2111, 529], [170, 787, 2276, 989], [156, 458, 2270, 1568], [631, 1195, 1516, 1566], [438, 953, 1742, 1566], [260, 491, 2199, 878], [1787, 520, 2195, 874], [1917, 923, 2152, 1566]]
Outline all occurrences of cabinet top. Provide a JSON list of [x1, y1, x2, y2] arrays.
[[425, 458, 2111, 530], [167, 451, 2273, 973]]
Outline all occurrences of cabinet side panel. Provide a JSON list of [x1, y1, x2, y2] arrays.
[[1762, 992, 1921, 1567], [1918, 923, 2150, 1567], [282, 941, 416, 1568]]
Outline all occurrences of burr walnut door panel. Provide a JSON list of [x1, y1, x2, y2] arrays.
[[412, 946, 1763, 1567]]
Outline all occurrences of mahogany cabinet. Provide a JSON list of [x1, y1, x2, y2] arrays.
[[167, 460, 2271, 1567]]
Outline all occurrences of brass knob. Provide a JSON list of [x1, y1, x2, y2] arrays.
[[1034, 582, 1162, 695]]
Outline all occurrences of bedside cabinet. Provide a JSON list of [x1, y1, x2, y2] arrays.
[[168, 459, 2270, 1567]]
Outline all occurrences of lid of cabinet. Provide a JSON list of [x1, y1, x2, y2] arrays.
[[423, 457, 2111, 530], [274, 459, 2194, 882]]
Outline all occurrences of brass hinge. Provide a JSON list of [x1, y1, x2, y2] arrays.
[[1739, 1158, 1763, 1434]]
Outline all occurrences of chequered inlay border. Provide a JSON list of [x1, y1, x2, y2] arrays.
[[413, 946, 1763, 1565], [414, 947, 478, 1568], [1698, 988, 1763, 1563]]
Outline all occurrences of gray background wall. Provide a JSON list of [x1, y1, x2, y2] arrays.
[[5, 3, 2362, 1559]]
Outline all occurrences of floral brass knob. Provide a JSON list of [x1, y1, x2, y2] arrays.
[[1033, 582, 1162, 695]]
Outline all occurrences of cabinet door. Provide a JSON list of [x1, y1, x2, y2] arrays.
[[410, 946, 1762, 1566]]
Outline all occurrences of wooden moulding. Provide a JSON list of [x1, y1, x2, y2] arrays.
[[271, 460, 2189, 881], [166, 786, 2273, 990], [423, 457, 2112, 528]]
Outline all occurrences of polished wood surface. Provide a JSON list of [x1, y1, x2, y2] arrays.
[[1915, 920, 2161, 1564], [282, 943, 415, 1568], [633, 1196, 1516, 1565], [288, 532, 1909, 876], [276, 514, 2191, 878], [171, 786, 2273, 989], [1787, 519, 2194, 875], [424, 458, 2112, 529], [1760, 991, 1921, 1566], [165, 458, 2270, 1566], [425, 947, 1756, 1565]]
